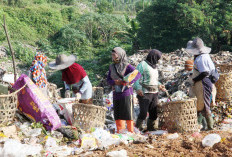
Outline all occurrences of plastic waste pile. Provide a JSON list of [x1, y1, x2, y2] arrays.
[[212, 101, 232, 129]]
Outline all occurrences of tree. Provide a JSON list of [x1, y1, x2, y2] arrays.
[[137, 0, 232, 52]]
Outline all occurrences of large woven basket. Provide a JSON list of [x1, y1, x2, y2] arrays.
[[215, 72, 232, 101], [72, 103, 107, 131], [0, 84, 26, 125], [162, 98, 198, 133], [217, 64, 232, 73]]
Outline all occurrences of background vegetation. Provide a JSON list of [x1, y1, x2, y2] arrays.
[[0, 0, 231, 88]]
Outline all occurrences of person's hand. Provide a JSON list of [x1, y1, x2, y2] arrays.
[[159, 85, 166, 91], [137, 90, 144, 97], [65, 90, 71, 98], [75, 92, 81, 100], [114, 80, 122, 85]]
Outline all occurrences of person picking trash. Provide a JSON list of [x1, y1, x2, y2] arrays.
[[49, 54, 92, 103], [107, 47, 141, 133], [186, 37, 218, 130], [133, 49, 166, 131]]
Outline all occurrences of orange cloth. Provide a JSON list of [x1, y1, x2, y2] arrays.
[[126, 120, 134, 133], [115, 120, 125, 133], [185, 60, 194, 71], [115, 120, 134, 133]]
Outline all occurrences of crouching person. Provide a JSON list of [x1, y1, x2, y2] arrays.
[[186, 37, 217, 130], [133, 49, 165, 131]]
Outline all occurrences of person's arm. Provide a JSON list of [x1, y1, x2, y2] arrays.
[[193, 72, 209, 82], [79, 76, 90, 94], [64, 81, 71, 90], [107, 68, 115, 86], [193, 56, 210, 82]]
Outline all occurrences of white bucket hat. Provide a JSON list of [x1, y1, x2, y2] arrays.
[[48, 54, 77, 70], [186, 37, 211, 55]]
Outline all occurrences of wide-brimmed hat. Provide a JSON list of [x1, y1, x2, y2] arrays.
[[186, 37, 211, 55], [48, 54, 77, 70]]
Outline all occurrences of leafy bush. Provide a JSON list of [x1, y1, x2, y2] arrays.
[[96, 0, 113, 14], [12, 42, 35, 67]]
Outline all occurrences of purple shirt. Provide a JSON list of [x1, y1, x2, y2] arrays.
[[107, 64, 141, 100]]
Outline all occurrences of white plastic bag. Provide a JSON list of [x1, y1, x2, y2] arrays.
[[0, 139, 42, 157], [202, 134, 221, 147], [106, 149, 127, 157], [167, 133, 179, 140]]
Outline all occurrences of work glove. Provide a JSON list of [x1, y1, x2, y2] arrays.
[[65, 90, 71, 98]]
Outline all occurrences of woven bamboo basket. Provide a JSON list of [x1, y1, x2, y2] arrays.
[[0, 84, 26, 125], [215, 72, 232, 101], [162, 98, 198, 133], [217, 64, 232, 73], [72, 103, 107, 131], [92, 87, 104, 106]]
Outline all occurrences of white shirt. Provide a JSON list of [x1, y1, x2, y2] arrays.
[[194, 54, 215, 74]]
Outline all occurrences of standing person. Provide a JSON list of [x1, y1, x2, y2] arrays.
[[49, 54, 92, 103], [186, 37, 217, 130], [133, 49, 165, 131], [29, 52, 48, 97], [107, 47, 141, 133]]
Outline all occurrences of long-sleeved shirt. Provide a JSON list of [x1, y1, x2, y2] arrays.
[[64, 76, 92, 99], [107, 64, 141, 100], [133, 61, 160, 94]]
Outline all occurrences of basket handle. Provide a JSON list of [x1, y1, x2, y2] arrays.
[[10, 83, 27, 95]]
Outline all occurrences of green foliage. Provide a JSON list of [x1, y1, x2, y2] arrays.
[[135, 0, 151, 13], [96, 0, 113, 14], [48, 0, 75, 5], [11, 42, 35, 67], [137, 0, 232, 52]]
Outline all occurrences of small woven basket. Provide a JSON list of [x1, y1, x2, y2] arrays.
[[217, 64, 232, 73], [215, 72, 232, 101], [0, 84, 26, 125], [162, 98, 198, 133], [72, 103, 107, 131]]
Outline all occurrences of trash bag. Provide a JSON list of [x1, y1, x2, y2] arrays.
[[13, 74, 61, 131]]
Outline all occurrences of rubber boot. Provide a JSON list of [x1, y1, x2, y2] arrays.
[[135, 119, 144, 131], [115, 120, 125, 133], [126, 120, 134, 133], [206, 115, 214, 130], [147, 119, 156, 131], [202, 117, 208, 130], [198, 113, 207, 131]]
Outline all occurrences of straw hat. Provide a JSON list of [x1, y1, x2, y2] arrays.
[[48, 54, 76, 70], [186, 37, 211, 55]]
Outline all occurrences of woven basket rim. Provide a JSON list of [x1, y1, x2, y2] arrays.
[[73, 103, 107, 111], [0, 84, 27, 97], [162, 98, 197, 105]]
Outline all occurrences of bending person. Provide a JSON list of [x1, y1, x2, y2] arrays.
[[49, 54, 92, 103]]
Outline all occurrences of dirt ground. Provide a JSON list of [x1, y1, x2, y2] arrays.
[[80, 130, 232, 157]]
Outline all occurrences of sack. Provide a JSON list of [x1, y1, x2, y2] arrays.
[[13, 74, 61, 131], [209, 69, 220, 83]]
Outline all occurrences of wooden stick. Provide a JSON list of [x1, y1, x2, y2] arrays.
[[2, 15, 17, 83]]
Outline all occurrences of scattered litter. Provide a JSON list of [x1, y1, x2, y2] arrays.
[[202, 134, 221, 147], [106, 149, 127, 157], [167, 133, 179, 140]]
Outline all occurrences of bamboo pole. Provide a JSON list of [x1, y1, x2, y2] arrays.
[[2, 15, 17, 83]]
